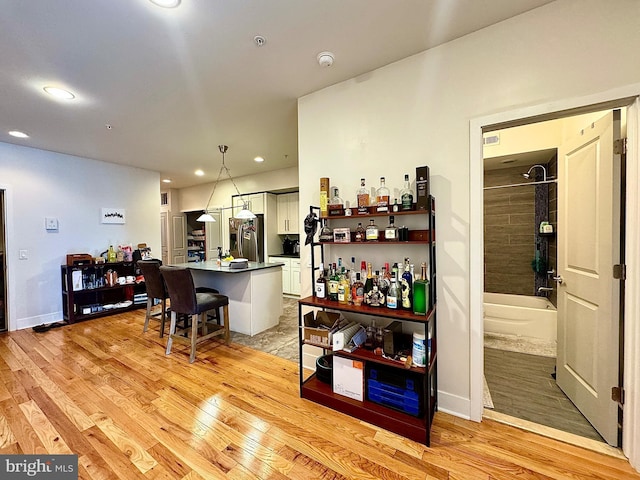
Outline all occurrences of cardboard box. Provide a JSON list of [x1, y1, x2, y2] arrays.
[[303, 311, 342, 347], [333, 356, 364, 401]]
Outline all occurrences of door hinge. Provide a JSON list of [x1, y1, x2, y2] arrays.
[[613, 138, 627, 155], [612, 386, 625, 405], [613, 264, 626, 280]]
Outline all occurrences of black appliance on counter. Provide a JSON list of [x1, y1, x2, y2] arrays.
[[282, 236, 294, 255]]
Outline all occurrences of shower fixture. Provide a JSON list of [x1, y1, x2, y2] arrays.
[[522, 164, 554, 182]]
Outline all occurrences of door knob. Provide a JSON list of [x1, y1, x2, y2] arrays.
[[553, 275, 564, 284]]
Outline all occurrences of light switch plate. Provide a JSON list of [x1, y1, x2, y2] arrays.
[[45, 217, 59, 230]]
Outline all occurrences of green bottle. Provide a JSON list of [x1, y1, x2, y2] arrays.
[[413, 262, 430, 315]]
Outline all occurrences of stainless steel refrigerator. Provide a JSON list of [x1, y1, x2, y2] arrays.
[[229, 215, 264, 262]]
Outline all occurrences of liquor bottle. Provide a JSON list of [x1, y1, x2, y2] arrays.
[[351, 273, 364, 306], [318, 219, 333, 242], [107, 245, 117, 263], [337, 268, 348, 304], [315, 263, 327, 299], [400, 258, 413, 310], [365, 219, 379, 241], [379, 265, 390, 297], [363, 262, 374, 303], [360, 261, 367, 283], [413, 262, 429, 314], [384, 215, 398, 241], [329, 187, 344, 216], [356, 178, 370, 213], [392, 199, 400, 212], [354, 222, 365, 242], [386, 273, 399, 309], [400, 173, 414, 211], [376, 176, 390, 212], [328, 264, 339, 301]]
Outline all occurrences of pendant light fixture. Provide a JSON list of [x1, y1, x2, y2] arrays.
[[197, 145, 256, 222]]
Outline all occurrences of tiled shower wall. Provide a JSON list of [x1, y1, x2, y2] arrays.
[[484, 166, 536, 295]]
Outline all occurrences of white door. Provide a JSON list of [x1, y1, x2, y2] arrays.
[[160, 212, 169, 264], [557, 110, 621, 445], [170, 213, 187, 264]]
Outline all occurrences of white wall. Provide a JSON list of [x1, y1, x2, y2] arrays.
[[0, 142, 161, 330], [298, 0, 640, 419]]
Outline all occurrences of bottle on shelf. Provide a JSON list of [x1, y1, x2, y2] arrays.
[[351, 273, 365, 306], [392, 199, 400, 212], [354, 222, 366, 242], [320, 177, 330, 217], [376, 176, 390, 212], [107, 245, 117, 263], [315, 263, 327, 299], [338, 267, 351, 304], [401, 258, 413, 310], [413, 262, 429, 314], [400, 173, 414, 211], [319, 219, 333, 242], [380, 263, 391, 297], [328, 264, 340, 301], [329, 187, 344, 216], [384, 215, 398, 241], [356, 178, 370, 214], [386, 273, 399, 309], [363, 262, 374, 301], [365, 219, 379, 241]]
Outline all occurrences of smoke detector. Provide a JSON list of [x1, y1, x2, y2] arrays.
[[317, 51, 334, 67]]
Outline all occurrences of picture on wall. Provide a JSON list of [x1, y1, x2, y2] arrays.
[[101, 208, 126, 224]]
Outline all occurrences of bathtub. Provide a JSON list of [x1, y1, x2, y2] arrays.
[[483, 292, 557, 342]]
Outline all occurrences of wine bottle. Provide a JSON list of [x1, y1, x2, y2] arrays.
[[413, 262, 429, 314], [315, 263, 327, 299], [363, 262, 374, 304], [328, 264, 339, 301]]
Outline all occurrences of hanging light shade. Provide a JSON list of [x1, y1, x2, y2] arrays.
[[198, 145, 255, 222]]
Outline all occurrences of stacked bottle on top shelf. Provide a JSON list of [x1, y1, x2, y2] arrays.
[[315, 256, 430, 315]]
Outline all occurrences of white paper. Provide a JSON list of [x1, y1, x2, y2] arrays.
[[332, 356, 364, 401]]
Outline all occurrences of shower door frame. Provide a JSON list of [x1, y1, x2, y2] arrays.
[[469, 86, 640, 465]]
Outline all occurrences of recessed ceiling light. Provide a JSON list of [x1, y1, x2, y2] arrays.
[[43, 86, 75, 100], [149, 0, 181, 7], [8, 130, 29, 138], [162, 179, 172, 183], [254, 156, 265, 163], [195, 169, 204, 176]]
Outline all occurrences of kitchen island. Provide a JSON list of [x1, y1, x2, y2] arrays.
[[170, 261, 284, 336]]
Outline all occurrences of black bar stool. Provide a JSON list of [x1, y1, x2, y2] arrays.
[[159, 265, 230, 363], [137, 260, 169, 337]]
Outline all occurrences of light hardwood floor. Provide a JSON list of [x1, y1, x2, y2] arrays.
[[0, 310, 638, 480]]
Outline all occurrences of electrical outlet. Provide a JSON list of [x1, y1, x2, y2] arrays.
[[19, 249, 28, 260]]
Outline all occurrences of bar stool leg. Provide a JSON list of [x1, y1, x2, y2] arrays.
[[143, 297, 153, 333], [223, 304, 230, 346], [189, 313, 199, 363], [166, 311, 178, 355], [159, 298, 167, 338]]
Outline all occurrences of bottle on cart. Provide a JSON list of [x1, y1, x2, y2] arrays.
[[319, 219, 333, 242], [356, 178, 370, 213], [315, 263, 327, 299], [400, 173, 414, 211], [413, 262, 429, 314], [328, 264, 339, 301], [351, 273, 365, 306], [384, 215, 398, 241], [365, 219, 379, 241], [401, 258, 413, 310], [363, 262, 374, 302], [376, 176, 390, 212], [338, 268, 350, 304], [107, 245, 117, 263], [354, 222, 366, 242], [386, 273, 399, 309]]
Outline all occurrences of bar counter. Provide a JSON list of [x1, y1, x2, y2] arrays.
[[171, 261, 284, 336]]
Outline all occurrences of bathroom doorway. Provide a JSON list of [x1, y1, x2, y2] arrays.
[[482, 109, 624, 446]]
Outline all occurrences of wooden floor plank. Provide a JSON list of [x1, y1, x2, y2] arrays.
[[0, 310, 637, 480]]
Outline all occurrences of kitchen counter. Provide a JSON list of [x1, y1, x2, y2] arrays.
[[170, 260, 283, 336]]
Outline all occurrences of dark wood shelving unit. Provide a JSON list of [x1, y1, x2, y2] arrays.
[[61, 262, 146, 323], [299, 195, 437, 446]]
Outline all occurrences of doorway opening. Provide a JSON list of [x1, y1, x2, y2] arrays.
[[0, 190, 6, 332], [481, 107, 627, 448]]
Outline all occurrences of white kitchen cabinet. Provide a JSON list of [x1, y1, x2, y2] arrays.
[[233, 193, 265, 215], [268, 256, 300, 295], [277, 192, 299, 234]]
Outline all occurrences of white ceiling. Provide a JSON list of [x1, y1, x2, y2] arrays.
[[1, 0, 554, 189]]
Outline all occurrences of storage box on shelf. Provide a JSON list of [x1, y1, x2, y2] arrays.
[[298, 196, 437, 445], [61, 262, 146, 323]]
